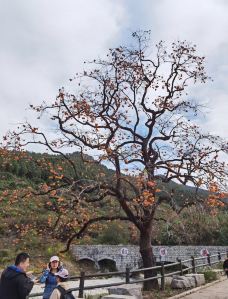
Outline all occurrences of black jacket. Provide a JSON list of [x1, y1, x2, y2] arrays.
[[0, 266, 34, 299], [223, 259, 228, 270]]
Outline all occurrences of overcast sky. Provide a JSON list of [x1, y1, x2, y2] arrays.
[[0, 0, 227, 144]]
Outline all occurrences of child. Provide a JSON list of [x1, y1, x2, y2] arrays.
[[50, 268, 74, 299]]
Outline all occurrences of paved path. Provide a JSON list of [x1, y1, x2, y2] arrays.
[[183, 279, 228, 299]]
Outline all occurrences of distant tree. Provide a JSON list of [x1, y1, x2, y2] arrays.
[[4, 31, 227, 290]]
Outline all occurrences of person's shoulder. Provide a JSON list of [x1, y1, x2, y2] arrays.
[[1, 267, 22, 280]]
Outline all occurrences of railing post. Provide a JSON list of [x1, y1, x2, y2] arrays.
[[207, 254, 211, 267], [160, 262, 165, 291], [177, 258, 183, 276], [79, 271, 85, 298], [218, 251, 221, 261], [191, 256, 196, 274], [125, 267, 130, 284]]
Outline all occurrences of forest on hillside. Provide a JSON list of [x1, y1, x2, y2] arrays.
[[0, 150, 228, 262]]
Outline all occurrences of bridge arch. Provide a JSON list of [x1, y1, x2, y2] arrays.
[[98, 258, 117, 272], [77, 257, 97, 271]]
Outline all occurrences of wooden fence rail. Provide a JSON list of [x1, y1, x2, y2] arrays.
[[28, 251, 228, 298]]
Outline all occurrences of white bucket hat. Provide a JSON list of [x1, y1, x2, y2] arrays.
[[50, 255, 60, 263], [55, 268, 69, 279]]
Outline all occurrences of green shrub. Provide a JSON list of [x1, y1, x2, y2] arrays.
[[0, 249, 10, 258], [45, 243, 63, 256], [96, 222, 130, 245], [203, 270, 217, 282]]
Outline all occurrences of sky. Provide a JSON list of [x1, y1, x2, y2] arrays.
[[0, 0, 227, 145]]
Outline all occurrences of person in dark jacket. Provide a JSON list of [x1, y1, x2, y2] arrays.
[[223, 257, 228, 277], [40, 255, 63, 299], [0, 252, 34, 299]]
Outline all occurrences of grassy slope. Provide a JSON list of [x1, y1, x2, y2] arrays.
[[0, 151, 210, 270]]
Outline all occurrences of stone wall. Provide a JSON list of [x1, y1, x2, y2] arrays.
[[71, 245, 141, 271], [71, 245, 228, 271]]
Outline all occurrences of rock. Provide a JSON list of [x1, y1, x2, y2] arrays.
[[163, 276, 172, 286], [185, 273, 205, 286], [171, 275, 196, 289], [102, 295, 136, 299], [108, 284, 142, 299]]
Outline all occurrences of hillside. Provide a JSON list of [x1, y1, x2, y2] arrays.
[[0, 151, 115, 268], [0, 151, 227, 268], [0, 151, 208, 203]]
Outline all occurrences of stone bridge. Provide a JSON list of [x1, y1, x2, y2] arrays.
[[71, 245, 228, 271]]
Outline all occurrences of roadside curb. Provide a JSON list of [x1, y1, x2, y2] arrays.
[[167, 276, 226, 299]]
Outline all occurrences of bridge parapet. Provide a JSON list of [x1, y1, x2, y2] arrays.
[[71, 245, 228, 271]]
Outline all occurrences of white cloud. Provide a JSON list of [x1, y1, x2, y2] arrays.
[[0, 0, 127, 137], [0, 0, 227, 146], [138, 0, 228, 138]]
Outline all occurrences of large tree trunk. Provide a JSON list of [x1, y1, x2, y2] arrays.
[[139, 228, 159, 291]]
